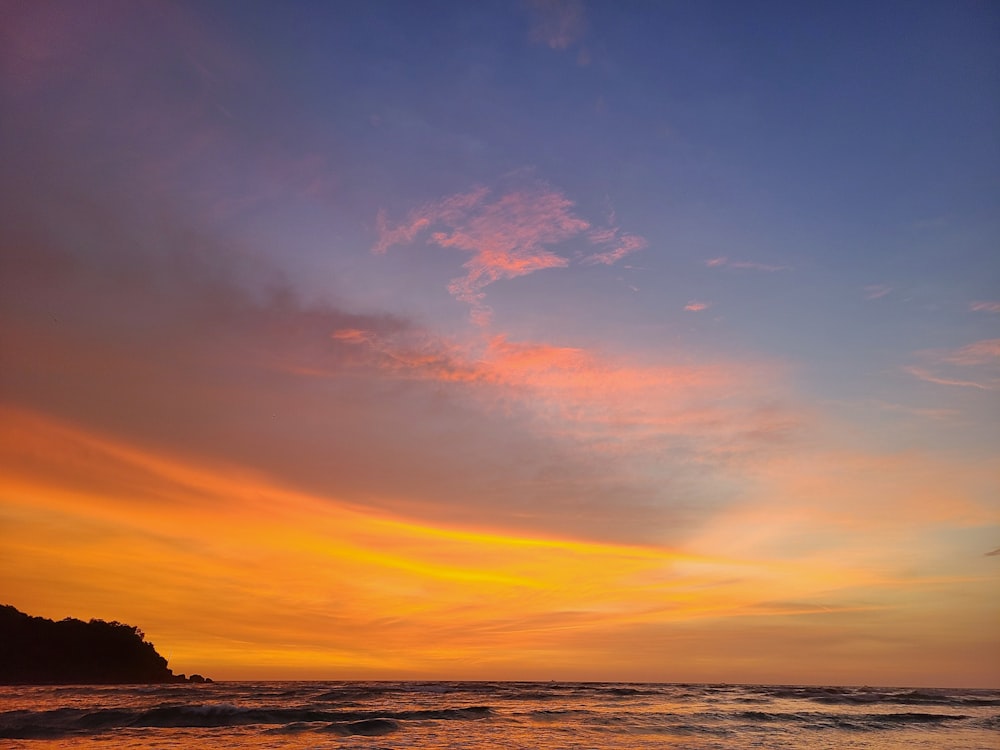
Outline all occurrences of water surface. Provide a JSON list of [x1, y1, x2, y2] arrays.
[[2, 681, 997, 749]]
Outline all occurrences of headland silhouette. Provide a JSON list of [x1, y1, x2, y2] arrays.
[[0, 604, 210, 685]]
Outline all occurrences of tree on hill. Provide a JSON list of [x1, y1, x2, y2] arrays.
[[0, 605, 206, 684]]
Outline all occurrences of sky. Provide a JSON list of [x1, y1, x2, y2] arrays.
[[1, 0, 998, 687]]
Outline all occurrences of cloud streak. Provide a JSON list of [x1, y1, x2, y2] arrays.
[[904, 339, 1000, 390], [941, 339, 1000, 366], [583, 231, 647, 266], [903, 367, 992, 390]]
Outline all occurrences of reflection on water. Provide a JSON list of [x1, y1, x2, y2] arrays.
[[1, 681, 997, 749]]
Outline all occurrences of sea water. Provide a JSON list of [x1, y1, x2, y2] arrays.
[[1, 681, 997, 749]]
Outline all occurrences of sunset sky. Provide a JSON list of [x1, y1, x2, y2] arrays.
[[1, 0, 998, 688]]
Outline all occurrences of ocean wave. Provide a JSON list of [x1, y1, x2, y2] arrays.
[[731, 709, 973, 730], [766, 685, 1000, 707], [321, 718, 400, 736], [975, 714, 1000, 730], [865, 712, 970, 725], [526, 708, 596, 723], [262, 721, 320, 734], [0, 701, 493, 739], [2, 682, 997, 745]]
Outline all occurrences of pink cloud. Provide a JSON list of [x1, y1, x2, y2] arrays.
[[474, 336, 792, 458], [584, 232, 647, 266], [373, 211, 431, 255], [684, 302, 710, 312], [588, 227, 617, 244], [375, 182, 646, 324], [706, 257, 789, 272], [331, 329, 373, 344], [375, 184, 580, 323], [434, 189, 584, 322], [372, 187, 491, 256], [970, 301, 1000, 313], [313, 325, 791, 464], [942, 339, 1000, 366]]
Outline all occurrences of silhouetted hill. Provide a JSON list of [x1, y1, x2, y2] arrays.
[[0, 605, 210, 684]]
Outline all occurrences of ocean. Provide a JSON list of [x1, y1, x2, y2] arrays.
[[1, 681, 997, 749]]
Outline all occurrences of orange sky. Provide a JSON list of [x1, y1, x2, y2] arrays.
[[2, 403, 996, 686], [1, 0, 998, 687]]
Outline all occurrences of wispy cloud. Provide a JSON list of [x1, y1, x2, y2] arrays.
[[904, 339, 1000, 390], [706, 257, 790, 272], [313, 326, 794, 467], [330, 328, 374, 344], [864, 284, 892, 300], [903, 367, 992, 390], [525, 0, 586, 51], [0, 161, 781, 548], [375, 181, 645, 323], [970, 301, 1000, 313], [941, 339, 1000, 366], [583, 231, 647, 266], [372, 212, 431, 255], [684, 301, 710, 312], [986, 547, 1000, 557], [438, 190, 584, 323], [374, 184, 580, 324]]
